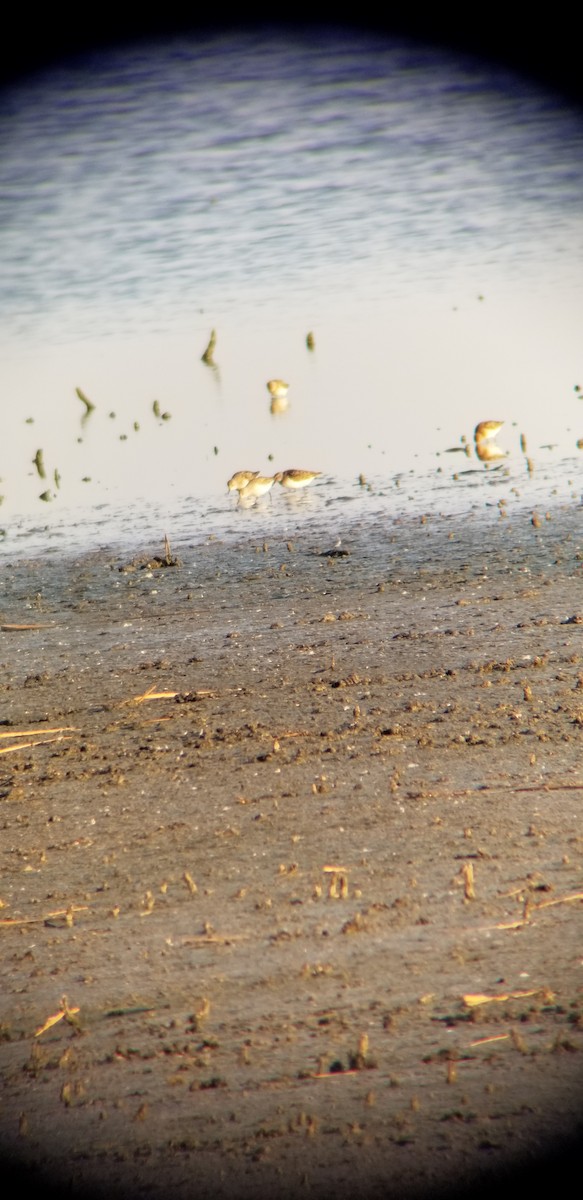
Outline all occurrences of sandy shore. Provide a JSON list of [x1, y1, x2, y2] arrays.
[[1, 504, 583, 1198]]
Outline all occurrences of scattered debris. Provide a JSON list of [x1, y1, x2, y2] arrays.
[[34, 996, 81, 1037], [201, 329, 217, 365], [75, 387, 95, 414]]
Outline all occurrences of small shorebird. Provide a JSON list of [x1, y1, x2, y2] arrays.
[[227, 470, 259, 492], [278, 469, 322, 490], [267, 379, 289, 399], [239, 472, 282, 502], [474, 420, 504, 442]]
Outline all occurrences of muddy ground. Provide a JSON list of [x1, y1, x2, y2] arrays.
[[1, 504, 583, 1199]]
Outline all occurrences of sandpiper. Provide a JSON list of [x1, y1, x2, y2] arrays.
[[238, 473, 282, 502], [267, 379, 289, 399], [227, 470, 259, 492], [474, 420, 504, 443], [278, 469, 322, 490]]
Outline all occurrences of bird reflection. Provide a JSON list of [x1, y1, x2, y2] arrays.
[[474, 419, 506, 463], [475, 440, 506, 463]]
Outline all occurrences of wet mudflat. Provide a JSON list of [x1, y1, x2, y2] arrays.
[[1, 504, 583, 1200]]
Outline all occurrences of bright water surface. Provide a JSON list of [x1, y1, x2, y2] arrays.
[[1, 29, 582, 556]]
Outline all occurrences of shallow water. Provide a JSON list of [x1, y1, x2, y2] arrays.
[[1, 30, 582, 555]]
